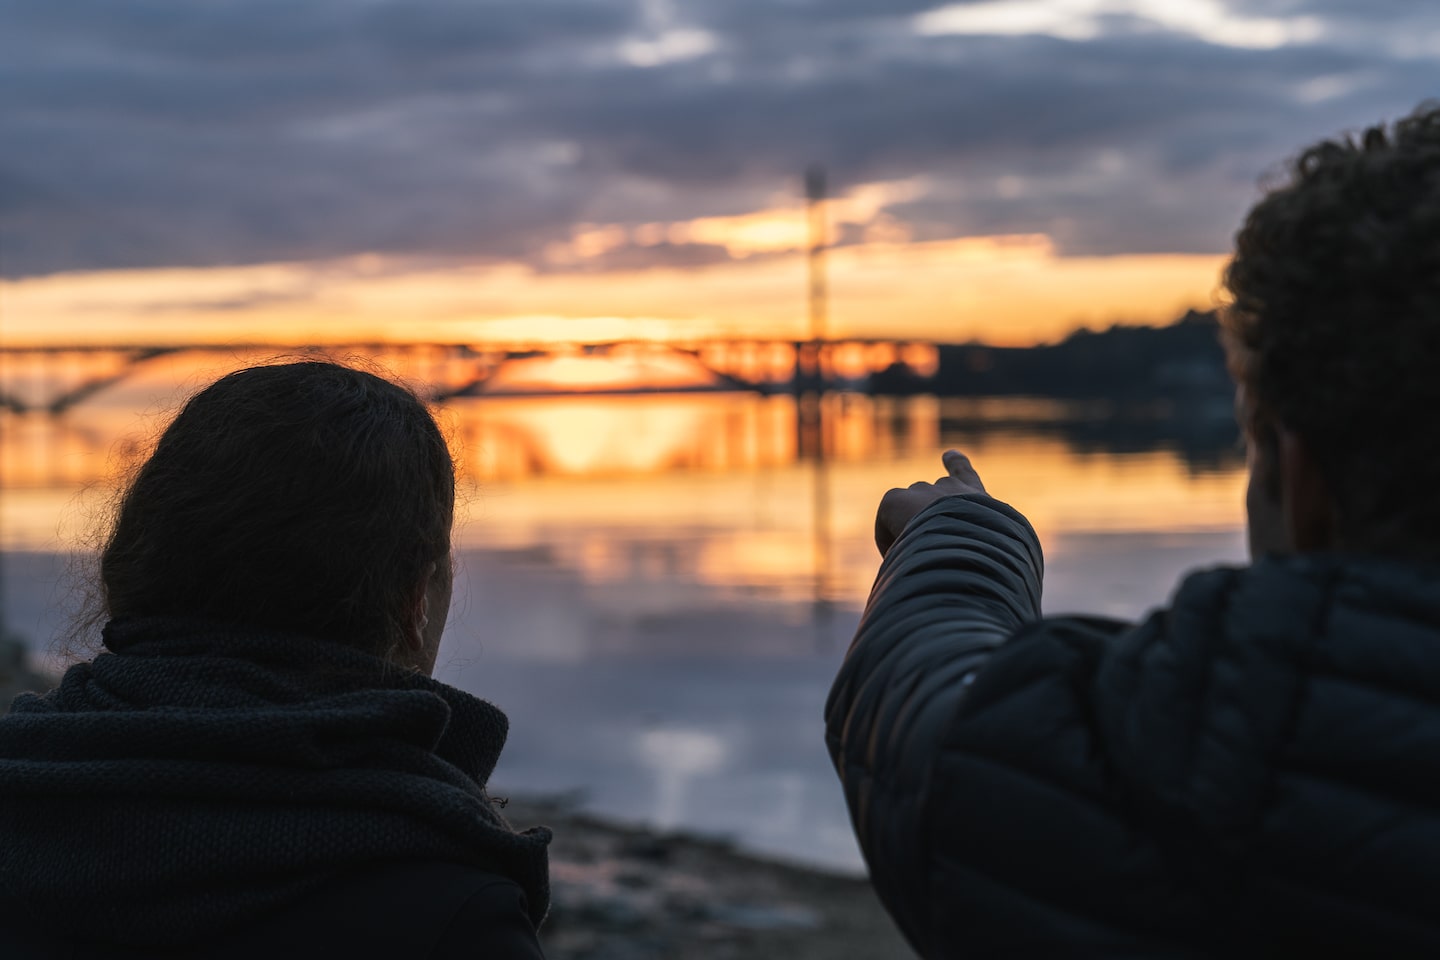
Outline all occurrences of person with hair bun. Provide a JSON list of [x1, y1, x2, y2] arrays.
[[0, 361, 550, 958]]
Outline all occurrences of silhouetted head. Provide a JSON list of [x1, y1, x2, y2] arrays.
[[1223, 103, 1440, 560], [100, 361, 455, 668]]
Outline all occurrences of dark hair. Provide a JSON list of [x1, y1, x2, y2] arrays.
[[99, 361, 454, 657], [1222, 102, 1440, 554]]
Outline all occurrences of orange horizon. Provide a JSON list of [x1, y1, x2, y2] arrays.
[[1, 183, 1231, 350], [0, 247, 1225, 349]]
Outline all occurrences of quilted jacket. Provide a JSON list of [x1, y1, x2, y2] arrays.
[[826, 494, 1440, 958]]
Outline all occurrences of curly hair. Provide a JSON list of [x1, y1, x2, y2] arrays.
[[1223, 102, 1440, 554]]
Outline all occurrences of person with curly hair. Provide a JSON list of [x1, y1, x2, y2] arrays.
[[0, 361, 551, 958], [827, 103, 1440, 957]]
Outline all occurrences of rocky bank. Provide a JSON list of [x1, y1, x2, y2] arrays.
[[504, 795, 913, 960]]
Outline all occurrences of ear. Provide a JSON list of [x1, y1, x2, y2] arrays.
[[403, 562, 437, 653], [1276, 427, 1339, 553]]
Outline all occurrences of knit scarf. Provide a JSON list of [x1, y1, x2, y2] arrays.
[[0, 617, 550, 946]]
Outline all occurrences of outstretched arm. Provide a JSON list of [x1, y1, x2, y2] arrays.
[[826, 451, 1044, 955], [826, 453, 1204, 958]]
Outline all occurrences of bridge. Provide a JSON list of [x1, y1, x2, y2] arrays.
[[0, 338, 940, 416]]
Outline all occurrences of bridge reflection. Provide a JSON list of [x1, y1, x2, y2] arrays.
[[1, 388, 1249, 636], [1, 388, 946, 632], [0, 388, 937, 491]]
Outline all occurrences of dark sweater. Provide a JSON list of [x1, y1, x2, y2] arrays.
[[0, 617, 550, 958], [826, 495, 1440, 958], [0, 860, 543, 959]]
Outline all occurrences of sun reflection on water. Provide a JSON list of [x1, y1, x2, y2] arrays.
[[2, 372, 1245, 613]]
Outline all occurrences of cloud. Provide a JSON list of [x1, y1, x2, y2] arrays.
[[1, 0, 1436, 278], [914, 0, 1326, 49]]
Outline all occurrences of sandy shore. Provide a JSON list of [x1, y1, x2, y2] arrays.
[[504, 795, 914, 960]]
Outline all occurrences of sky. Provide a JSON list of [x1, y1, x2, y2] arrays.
[[2, 0, 1437, 345]]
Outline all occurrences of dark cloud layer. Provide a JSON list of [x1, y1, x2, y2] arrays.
[[1, 0, 1436, 277]]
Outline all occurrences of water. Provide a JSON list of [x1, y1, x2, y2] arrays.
[[0, 356, 1247, 873]]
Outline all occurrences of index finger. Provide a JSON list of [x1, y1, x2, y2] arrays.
[[941, 449, 973, 477], [940, 449, 986, 494]]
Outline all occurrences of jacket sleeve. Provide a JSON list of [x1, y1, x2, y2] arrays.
[[825, 494, 1044, 953], [825, 495, 1204, 958]]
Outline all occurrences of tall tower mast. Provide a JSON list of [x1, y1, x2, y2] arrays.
[[802, 166, 833, 645], [805, 166, 828, 344]]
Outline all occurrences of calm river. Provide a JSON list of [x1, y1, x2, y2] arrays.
[[1, 350, 1246, 873]]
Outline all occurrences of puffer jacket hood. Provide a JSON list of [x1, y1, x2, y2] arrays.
[[0, 617, 551, 948]]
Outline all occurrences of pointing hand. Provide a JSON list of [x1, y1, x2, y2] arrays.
[[874, 450, 987, 557]]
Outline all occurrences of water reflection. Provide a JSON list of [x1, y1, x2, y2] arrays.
[[1, 386, 1247, 870], [637, 729, 732, 832]]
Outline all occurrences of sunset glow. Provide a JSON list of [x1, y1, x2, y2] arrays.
[[483, 349, 720, 395], [0, 231, 1225, 349]]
